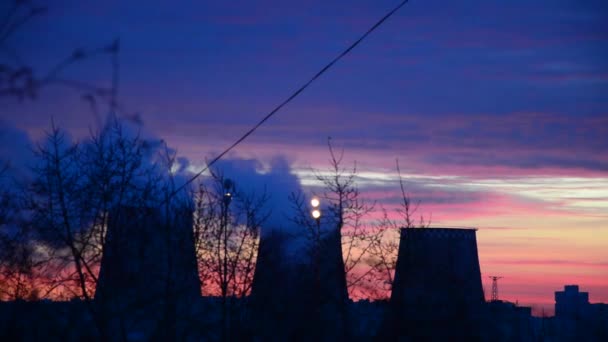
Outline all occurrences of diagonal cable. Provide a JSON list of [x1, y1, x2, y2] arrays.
[[168, 0, 410, 200]]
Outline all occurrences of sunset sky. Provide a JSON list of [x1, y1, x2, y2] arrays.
[[1, 0, 607, 314]]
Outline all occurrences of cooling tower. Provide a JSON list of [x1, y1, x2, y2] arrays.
[[95, 206, 200, 338], [248, 230, 304, 339], [382, 228, 485, 340], [249, 226, 349, 340]]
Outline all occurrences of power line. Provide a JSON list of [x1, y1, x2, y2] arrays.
[[167, 0, 411, 200]]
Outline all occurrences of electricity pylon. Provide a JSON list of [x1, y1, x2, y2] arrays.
[[488, 276, 503, 302]]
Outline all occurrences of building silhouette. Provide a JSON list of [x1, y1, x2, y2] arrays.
[[545, 285, 608, 340], [555, 285, 590, 319]]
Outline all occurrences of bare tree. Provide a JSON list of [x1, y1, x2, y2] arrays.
[[14, 117, 163, 340], [23, 123, 108, 337], [285, 138, 377, 340], [291, 141, 430, 301], [193, 171, 269, 340], [194, 174, 267, 297], [362, 159, 430, 299], [312, 139, 377, 297], [1, 0, 119, 115], [287, 138, 378, 299], [0, 181, 37, 301], [0, 1, 131, 306]]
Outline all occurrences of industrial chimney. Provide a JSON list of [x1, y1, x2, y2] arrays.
[[382, 228, 485, 340]]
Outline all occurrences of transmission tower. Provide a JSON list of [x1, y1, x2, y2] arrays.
[[488, 276, 503, 301]]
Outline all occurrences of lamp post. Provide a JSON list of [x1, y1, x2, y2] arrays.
[[311, 197, 321, 231], [221, 179, 233, 342], [310, 197, 322, 336], [223, 179, 233, 206], [222, 179, 234, 294], [311, 197, 322, 259]]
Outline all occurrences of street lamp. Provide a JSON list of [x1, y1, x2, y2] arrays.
[[311, 197, 321, 222], [311, 199, 322, 257], [310, 196, 322, 330], [223, 179, 233, 206], [221, 178, 234, 342], [311, 197, 322, 240]]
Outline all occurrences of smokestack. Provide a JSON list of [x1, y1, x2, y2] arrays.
[[383, 228, 485, 340], [95, 206, 200, 336]]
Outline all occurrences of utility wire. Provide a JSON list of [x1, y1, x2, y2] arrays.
[[168, 0, 410, 200]]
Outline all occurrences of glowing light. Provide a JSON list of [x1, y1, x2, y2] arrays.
[[312, 209, 321, 219], [311, 197, 320, 208]]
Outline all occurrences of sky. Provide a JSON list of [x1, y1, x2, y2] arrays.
[[1, 0, 607, 314]]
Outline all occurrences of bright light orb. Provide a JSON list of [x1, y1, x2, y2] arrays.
[[312, 209, 321, 219], [311, 198, 320, 208]]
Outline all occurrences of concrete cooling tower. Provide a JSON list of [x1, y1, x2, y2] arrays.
[[95, 206, 200, 338], [249, 227, 349, 340], [382, 228, 485, 340]]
